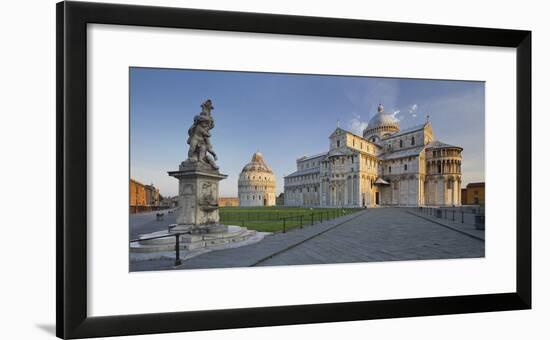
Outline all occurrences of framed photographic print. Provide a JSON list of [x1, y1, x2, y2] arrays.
[[57, 1, 531, 338]]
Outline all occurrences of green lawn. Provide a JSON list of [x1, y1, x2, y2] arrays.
[[219, 206, 361, 233]]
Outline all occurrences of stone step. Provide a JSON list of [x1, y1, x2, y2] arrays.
[[130, 226, 259, 253]]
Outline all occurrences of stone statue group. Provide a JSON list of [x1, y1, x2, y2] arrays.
[[187, 99, 219, 170]]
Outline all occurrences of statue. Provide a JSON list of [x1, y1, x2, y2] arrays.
[[186, 99, 218, 169]]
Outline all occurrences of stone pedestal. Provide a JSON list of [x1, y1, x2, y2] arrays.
[[168, 160, 227, 233], [130, 160, 269, 259]]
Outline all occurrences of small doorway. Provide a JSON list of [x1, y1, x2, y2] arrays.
[[375, 192, 380, 205], [263, 198, 267, 206]]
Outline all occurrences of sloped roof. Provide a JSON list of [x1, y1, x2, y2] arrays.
[[379, 145, 425, 161], [297, 152, 328, 161], [385, 123, 427, 139], [330, 127, 363, 139], [426, 140, 463, 150], [374, 177, 390, 185], [284, 167, 320, 178]]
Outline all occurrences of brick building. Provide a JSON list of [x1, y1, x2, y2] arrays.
[[461, 182, 485, 205], [130, 179, 160, 213]]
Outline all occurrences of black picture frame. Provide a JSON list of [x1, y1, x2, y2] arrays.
[[56, 1, 531, 338]]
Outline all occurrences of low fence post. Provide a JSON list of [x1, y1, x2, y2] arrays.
[[461, 211, 464, 224], [320, 212, 323, 223], [475, 214, 485, 230], [283, 218, 286, 233], [174, 234, 182, 266], [452, 210, 455, 221], [300, 215, 303, 229], [311, 213, 314, 225]]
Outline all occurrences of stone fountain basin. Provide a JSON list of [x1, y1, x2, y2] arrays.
[[130, 225, 257, 253]]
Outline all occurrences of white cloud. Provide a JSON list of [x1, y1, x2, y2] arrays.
[[348, 112, 369, 135], [345, 78, 400, 122], [391, 110, 401, 122], [408, 104, 419, 118]]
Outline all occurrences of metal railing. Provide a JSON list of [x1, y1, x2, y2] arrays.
[[221, 208, 359, 233], [130, 231, 190, 266], [416, 206, 484, 227]]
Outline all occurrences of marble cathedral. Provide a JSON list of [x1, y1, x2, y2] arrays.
[[284, 104, 463, 207]]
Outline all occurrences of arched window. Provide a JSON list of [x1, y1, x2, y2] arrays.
[[399, 140, 403, 148], [389, 166, 392, 173], [337, 140, 340, 147], [411, 136, 415, 145], [404, 164, 408, 171]]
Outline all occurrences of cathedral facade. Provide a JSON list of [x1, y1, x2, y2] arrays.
[[238, 152, 277, 206], [284, 104, 463, 207]]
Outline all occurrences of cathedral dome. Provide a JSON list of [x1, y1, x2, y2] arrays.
[[362, 103, 400, 141], [367, 104, 400, 130], [241, 151, 273, 173]]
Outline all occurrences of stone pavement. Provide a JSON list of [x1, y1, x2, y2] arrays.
[[129, 209, 177, 240], [130, 208, 484, 271], [258, 208, 484, 267], [130, 210, 364, 271], [405, 209, 484, 241]]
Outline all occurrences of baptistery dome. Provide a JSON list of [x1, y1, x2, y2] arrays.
[[362, 104, 400, 142], [238, 152, 276, 206], [241, 151, 273, 173]]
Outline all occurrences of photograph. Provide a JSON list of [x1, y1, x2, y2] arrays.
[[128, 68, 486, 272], [2, 0, 539, 339]]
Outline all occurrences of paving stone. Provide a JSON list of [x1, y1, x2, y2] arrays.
[[130, 208, 484, 271]]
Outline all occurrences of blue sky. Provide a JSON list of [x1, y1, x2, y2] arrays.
[[130, 68, 485, 197]]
